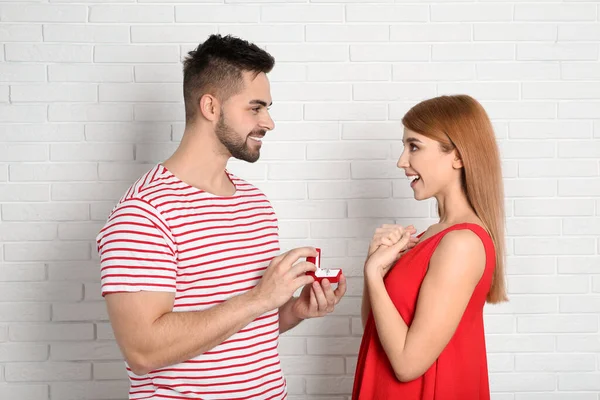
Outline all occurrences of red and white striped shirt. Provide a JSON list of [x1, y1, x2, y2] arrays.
[[97, 164, 286, 400]]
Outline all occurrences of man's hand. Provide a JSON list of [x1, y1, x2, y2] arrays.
[[290, 274, 347, 320], [251, 247, 318, 312]]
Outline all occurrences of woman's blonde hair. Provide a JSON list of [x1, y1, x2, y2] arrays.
[[402, 95, 507, 303]]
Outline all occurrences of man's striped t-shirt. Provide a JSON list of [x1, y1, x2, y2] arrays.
[[97, 164, 286, 400]]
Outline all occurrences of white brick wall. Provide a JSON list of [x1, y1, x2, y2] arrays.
[[1, 1, 599, 399]]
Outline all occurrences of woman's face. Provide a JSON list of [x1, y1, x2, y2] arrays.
[[397, 128, 462, 201]]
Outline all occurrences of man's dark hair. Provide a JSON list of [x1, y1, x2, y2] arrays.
[[182, 34, 275, 123]]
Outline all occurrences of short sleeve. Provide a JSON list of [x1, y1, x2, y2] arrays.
[[96, 198, 177, 297]]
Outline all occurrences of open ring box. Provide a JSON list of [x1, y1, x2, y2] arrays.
[[306, 248, 342, 283]]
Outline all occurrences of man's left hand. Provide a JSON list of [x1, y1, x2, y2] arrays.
[[291, 275, 347, 319]]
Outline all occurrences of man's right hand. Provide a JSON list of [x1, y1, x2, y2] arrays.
[[252, 247, 317, 311]]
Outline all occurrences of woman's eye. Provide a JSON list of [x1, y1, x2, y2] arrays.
[[410, 144, 418, 152]]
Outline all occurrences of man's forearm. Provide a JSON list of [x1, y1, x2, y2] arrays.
[[278, 297, 303, 334], [118, 290, 270, 375]]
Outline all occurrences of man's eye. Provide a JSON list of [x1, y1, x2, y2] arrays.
[[252, 107, 261, 113]]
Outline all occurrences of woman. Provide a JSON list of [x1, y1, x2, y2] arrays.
[[353, 95, 507, 400]]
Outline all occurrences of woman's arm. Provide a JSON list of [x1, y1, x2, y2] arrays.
[[366, 229, 485, 382], [361, 225, 418, 328], [361, 278, 370, 329]]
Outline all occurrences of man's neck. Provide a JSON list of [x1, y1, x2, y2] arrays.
[[162, 126, 235, 196]]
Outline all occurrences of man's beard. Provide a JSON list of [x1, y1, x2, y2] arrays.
[[215, 112, 265, 163]]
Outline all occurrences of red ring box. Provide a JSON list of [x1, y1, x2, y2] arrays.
[[306, 248, 342, 283]]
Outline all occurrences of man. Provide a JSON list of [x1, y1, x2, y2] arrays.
[[96, 34, 347, 399]]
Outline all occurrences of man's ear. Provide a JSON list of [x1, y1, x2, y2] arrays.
[[199, 94, 220, 123], [452, 150, 463, 169]]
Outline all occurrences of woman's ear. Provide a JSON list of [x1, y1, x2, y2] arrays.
[[452, 151, 463, 169]]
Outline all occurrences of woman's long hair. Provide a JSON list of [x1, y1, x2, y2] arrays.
[[402, 95, 507, 303]]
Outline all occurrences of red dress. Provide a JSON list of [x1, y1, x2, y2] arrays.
[[352, 223, 495, 400]]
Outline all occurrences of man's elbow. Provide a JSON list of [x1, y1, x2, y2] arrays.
[[114, 327, 162, 375], [121, 343, 160, 376], [126, 352, 155, 376]]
